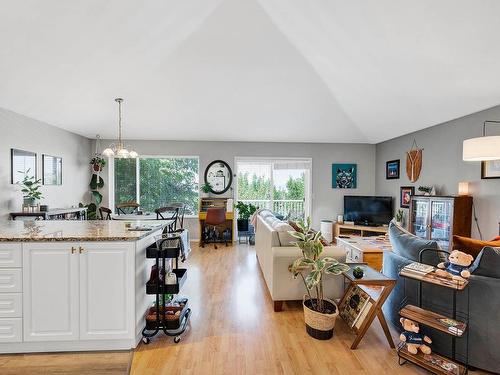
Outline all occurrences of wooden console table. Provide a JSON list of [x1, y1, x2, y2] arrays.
[[10, 207, 87, 220], [339, 264, 396, 349], [334, 223, 388, 240], [336, 236, 392, 271]]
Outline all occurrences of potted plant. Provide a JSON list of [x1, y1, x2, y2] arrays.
[[289, 218, 349, 340], [394, 209, 404, 227], [19, 170, 43, 206], [235, 201, 257, 232], [90, 156, 106, 172], [200, 182, 212, 198]]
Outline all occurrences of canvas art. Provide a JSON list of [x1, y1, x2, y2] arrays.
[[332, 163, 357, 189]]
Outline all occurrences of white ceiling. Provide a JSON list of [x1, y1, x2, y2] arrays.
[[1, 0, 500, 143]]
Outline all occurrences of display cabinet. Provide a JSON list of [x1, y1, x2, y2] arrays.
[[409, 196, 472, 250]]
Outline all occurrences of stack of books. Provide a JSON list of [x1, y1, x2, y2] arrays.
[[400, 262, 467, 289]]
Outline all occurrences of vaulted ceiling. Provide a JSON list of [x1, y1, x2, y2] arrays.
[[1, 0, 500, 143]]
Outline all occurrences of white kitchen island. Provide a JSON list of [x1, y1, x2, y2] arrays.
[[0, 220, 166, 353]]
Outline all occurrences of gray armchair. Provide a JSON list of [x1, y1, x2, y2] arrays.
[[383, 222, 500, 373]]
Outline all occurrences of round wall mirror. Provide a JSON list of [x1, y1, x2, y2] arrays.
[[204, 160, 232, 194]]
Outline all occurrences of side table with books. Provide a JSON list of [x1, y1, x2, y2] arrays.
[[398, 252, 470, 375], [338, 263, 396, 349]]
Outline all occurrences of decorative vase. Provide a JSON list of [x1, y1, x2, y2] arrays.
[[23, 197, 36, 206], [303, 296, 338, 340]]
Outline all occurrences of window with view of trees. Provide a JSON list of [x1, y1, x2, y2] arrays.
[[114, 157, 199, 215]]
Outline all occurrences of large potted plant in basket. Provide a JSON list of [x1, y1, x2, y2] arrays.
[[235, 201, 257, 232], [290, 218, 349, 340]]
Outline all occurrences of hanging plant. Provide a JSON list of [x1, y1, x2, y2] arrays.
[[90, 156, 107, 172]]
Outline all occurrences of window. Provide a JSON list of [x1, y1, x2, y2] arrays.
[[113, 156, 199, 215], [236, 158, 311, 220]]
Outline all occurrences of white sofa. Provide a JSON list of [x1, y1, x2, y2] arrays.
[[254, 211, 346, 311]]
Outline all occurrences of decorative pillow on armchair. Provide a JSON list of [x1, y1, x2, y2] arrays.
[[388, 221, 441, 264], [453, 235, 500, 258]]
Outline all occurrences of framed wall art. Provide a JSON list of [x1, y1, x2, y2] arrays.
[[42, 154, 63, 185], [386, 159, 400, 180], [11, 148, 37, 184], [481, 160, 500, 179], [332, 163, 357, 189], [400, 186, 415, 208]]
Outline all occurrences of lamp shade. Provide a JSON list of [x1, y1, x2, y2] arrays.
[[463, 135, 500, 161], [458, 182, 469, 196], [102, 148, 114, 157]]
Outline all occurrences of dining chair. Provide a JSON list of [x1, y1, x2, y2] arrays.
[[169, 203, 186, 229], [99, 206, 112, 220], [155, 206, 179, 232], [116, 201, 140, 215], [201, 207, 227, 249]]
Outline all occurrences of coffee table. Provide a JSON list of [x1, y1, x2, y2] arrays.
[[338, 263, 396, 349]]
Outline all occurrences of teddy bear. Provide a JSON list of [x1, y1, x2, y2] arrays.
[[400, 318, 432, 355], [435, 250, 474, 281]]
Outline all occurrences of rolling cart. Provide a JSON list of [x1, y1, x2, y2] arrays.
[[141, 233, 191, 344]]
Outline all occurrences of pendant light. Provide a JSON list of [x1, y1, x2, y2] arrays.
[[102, 98, 138, 158], [463, 120, 500, 161]]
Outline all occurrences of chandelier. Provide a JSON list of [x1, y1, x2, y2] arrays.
[[102, 98, 138, 158]]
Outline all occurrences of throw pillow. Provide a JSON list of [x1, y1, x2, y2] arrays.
[[388, 222, 441, 264], [452, 235, 500, 258], [470, 246, 500, 278]]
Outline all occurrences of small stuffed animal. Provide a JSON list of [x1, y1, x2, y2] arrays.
[[400, 318, 432, 355], [435, 250, 474, 281]]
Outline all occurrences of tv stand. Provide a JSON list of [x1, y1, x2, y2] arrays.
[[333, 223, 388, 243]]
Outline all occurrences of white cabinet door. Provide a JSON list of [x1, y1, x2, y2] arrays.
[[23, 243, 79, 341], [79, 242, 135, 340]]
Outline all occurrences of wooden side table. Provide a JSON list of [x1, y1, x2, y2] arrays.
[[338, 264, 396, 349]]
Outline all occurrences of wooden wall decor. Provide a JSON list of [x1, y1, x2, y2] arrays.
[[406, 139, 423, 182]]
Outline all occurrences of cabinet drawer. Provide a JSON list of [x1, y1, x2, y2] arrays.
[[0, 244, 22, 268], [0, 269, 22, 293], [0, 318, 22, 342], [0, 293, 22, 317]]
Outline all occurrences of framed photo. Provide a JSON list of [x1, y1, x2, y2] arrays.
[[386, 159, 400, 179], [42, 154, 63, 185], [332, 163, 357, 189], [400, 186, 414, 208], [481, 160, 500, 179], [11, 148, 37, 184]]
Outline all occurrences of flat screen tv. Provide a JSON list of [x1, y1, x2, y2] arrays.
[[343, 196, 393, 226]]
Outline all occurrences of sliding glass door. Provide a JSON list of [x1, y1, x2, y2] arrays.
[[236, 158, 311, 220]]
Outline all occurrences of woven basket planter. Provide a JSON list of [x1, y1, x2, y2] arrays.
[[303, 295, 339, 340]]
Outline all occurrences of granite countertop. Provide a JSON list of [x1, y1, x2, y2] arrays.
[[0, 220, 167, 242]]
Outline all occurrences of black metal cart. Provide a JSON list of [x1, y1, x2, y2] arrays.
[[141, 233, 191, 344]]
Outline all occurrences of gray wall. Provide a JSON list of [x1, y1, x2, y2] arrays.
[[97, 139, 376, 239], [0, 107, 92, 219], [376, 105, 500, 240]]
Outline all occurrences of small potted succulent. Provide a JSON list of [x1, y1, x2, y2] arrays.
[[235, 201, 258, 232], [290, 218, 350, 340], [200, 182, 212, 198], [90, 156, 106, 172], [19, 170, 43, 206]]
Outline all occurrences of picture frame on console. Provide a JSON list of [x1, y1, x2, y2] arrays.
[[481, 160, 500, 179], [400, 186, 414, 208], [386, 159, 400, 179]]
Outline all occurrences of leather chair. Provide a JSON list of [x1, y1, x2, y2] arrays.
[[201, 208, 227, 249], [99, 206, 112, 220]]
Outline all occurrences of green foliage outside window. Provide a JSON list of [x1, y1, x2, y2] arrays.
[[114, 157, 199, 215], [237, 172, 305, 200]]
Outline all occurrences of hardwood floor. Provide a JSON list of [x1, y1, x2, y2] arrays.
[[0, 243, 484, 374], [131, 243, 428, 374]]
